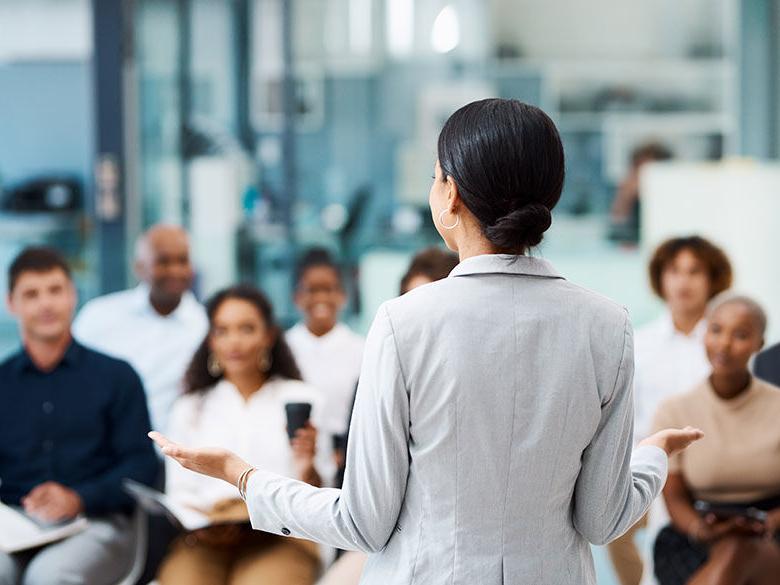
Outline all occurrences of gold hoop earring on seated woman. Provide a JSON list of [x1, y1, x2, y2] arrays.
[[207, 353, 223, 377], [439, 208, 460, 230], [258, 349, 272, 373]]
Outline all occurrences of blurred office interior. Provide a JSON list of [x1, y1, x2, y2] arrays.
[[0, 0, 778, 347], [1, 1, 779, 583]]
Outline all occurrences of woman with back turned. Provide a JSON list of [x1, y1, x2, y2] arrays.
[[151, 99, 702, 584]]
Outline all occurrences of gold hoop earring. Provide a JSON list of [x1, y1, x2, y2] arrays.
[[207, 353, 223, 377], [258, 349, 272, 373], [438, 208, 460, 230]]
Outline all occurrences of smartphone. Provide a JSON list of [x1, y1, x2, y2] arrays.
[[694, 501, 768, 523], [284, 402, 312, 440]]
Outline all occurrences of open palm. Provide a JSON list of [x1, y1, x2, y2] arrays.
[[149, 432, 250, 486], [639, 426, 704, 456]]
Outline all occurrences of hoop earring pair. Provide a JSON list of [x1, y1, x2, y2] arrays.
[[207, 350, 272, 377], [438, 208, 460, 230]]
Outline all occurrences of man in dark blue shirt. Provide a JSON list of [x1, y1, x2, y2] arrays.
[[0, 247, 158, 585]]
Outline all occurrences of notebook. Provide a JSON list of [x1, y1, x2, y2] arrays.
[[0, 502, 88, 553], [123, 479, 249, 531]]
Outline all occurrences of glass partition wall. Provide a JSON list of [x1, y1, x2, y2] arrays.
[[128, 0, 738, 328]]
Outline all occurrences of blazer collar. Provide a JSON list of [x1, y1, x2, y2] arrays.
[[449, 254, 564, 280]]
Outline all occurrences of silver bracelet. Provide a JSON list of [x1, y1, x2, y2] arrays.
[[237, 466, 256, 501], [238, 467, 252, 499]]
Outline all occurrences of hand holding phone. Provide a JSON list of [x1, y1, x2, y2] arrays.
[[285, 402, 312, 441]]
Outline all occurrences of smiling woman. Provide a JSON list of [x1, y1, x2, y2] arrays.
[[155, 284, 330, 585], [286, 247, 364, 439], [652, 294, 780, 585]]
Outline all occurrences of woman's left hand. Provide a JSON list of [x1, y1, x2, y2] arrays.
[[149, 431, 250, 486]]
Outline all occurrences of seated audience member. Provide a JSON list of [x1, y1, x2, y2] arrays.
[[652, 295, 780, 585], [158, 285, 329, 585], [318, 246, 458, 585], [608, 235, 733, 585], [398, 246, 459, 295], [608, 141, 672, 245], [754, 341, 780, 387], [0, 247, 158, 585], [73, 224, 208, 432], [286, 248, 364, 439]]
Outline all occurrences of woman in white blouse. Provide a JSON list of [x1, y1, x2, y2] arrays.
[[157, 285, 329, 585], [152, 99, 702, 585]]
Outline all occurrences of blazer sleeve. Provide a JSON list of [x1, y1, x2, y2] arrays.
[[245, 303, 411, 552], [572, 311, 668, 545], [650, 399, 684, 474]]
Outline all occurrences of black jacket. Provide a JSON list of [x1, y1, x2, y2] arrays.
[[754, 342, 780, 388]]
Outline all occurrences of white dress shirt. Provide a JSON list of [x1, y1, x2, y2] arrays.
[[165, 377, 334, 510], [73, 284, 209, 432], [633, 312, 711, 442], [286, 323, 364, 436]]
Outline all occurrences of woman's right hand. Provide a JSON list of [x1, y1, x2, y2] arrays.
[[639, 426, 704, 456], [149, 431, 250, 487]]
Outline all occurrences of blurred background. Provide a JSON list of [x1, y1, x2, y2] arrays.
[[0, 0, 778, 362], [0, 0, 780, 347], [1, 1, 779, 582]]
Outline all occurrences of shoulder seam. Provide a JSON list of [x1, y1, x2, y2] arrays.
[[381, 304, 410, 395], [605, 309, 631, 405]]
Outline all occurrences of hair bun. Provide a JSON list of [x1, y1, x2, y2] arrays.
[[483, 203, 552, 251]]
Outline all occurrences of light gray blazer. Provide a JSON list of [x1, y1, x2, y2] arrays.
[[246, 254, 667, 584]]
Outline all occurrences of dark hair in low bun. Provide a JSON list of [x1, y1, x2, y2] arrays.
[[483, 203, 552, 250], [437, 99, 565, 254]]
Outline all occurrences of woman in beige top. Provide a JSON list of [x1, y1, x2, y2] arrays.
[[652, 294, 780, 585]]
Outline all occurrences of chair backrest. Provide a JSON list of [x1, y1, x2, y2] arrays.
[[114, 507, 148, 585]]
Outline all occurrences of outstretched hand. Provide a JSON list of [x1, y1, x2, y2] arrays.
[[639, 426, 704, 457], [149, 432, 250, 487]]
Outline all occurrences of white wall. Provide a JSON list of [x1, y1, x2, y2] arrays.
[[490, 0, 726, 59], [642, 161, 780, 342], [0, 0, 91, 62]]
